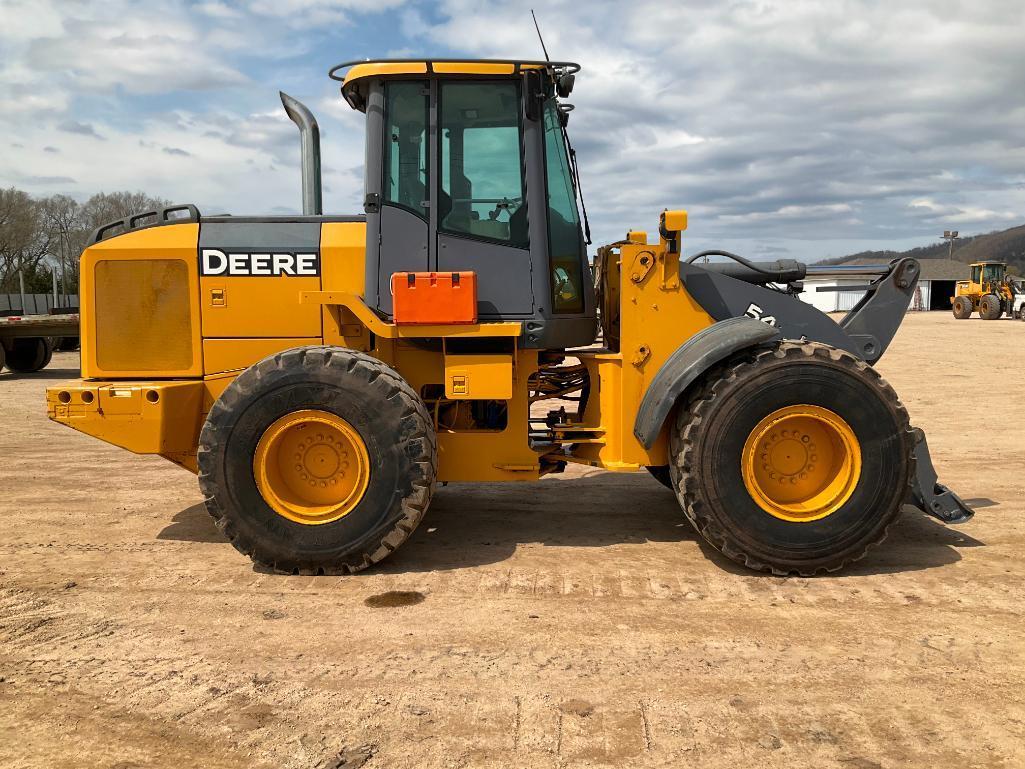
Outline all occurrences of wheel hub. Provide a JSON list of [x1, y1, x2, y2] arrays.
[[742, 405, 862, 522], [254, 410, 370, 525]]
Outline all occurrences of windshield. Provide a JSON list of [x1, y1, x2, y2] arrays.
[[543, 100, 584, 312], [982, 264, 1004, 283]]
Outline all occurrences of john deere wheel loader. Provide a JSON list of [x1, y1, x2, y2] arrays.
[[951, 261, 1016, 319], [47, 60, 974, 576]]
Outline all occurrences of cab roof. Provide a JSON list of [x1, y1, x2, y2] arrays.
[[329, 58, 580, 111]]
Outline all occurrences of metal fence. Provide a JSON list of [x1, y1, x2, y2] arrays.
[[0, 294, 80, 316]]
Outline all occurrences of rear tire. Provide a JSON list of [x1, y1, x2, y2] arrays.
[[0, 342, 6, 372], [669, 341, 914, 576], [951, 295, 973, 319], [979, 294, 1002, 320], [198, 346, 437, 574], [57, 336, 80, 352], [5, 337, 52, 373]]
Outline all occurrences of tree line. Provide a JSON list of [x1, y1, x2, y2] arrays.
[[0, 188, 169, 296]]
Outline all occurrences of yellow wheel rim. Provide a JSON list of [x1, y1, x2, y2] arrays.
[[741, 405, 861, 522], [253, 410, 370, 525]]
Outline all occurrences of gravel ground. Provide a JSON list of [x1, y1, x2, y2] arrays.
[[1, 312, 1023, 769]]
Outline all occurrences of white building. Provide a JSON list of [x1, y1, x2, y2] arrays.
[[800, 258, 970, 313]]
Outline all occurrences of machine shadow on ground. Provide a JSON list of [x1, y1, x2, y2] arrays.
[[160, 470, 987, 578], [0, 367, 81, 381]]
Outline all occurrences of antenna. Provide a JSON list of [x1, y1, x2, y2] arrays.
[[531, 9, 550, 61]]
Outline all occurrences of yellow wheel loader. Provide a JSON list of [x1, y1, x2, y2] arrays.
[[47, 60, 974, 576], [951, 261, 1016, 319]]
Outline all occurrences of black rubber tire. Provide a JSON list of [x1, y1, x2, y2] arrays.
[[4, 337, 52, 373], [57, 336, 80, 352], [198, 346, 437, 574], [951, 295, 973, 319], [0, 342, 6, 372], [979, 294, 1002, 320], [669, 341, 914, 576], [645, 465, 674, 490]]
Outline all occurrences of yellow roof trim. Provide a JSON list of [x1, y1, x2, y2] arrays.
[[339, 60, 553, 88], [343, 61, 428, 86]]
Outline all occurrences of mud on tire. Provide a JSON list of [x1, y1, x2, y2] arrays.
[[669, 341, 915, 576], [198, 346, 437, 574]]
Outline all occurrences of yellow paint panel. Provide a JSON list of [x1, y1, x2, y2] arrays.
[[47, 380, 204, 456], [200, 274, 322, 338], [80, 223, 202, 379], [436, 349, 541, 482], [95, 259, 193, 371], [444, 354, 513, 399], [203, 337, 321, 376], [321, 222, 366, 296]]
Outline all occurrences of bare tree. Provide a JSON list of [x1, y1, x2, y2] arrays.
[[0, 188, 56, 293]]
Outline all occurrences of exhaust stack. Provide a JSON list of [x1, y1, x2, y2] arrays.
[[279, 91, 323, 216]]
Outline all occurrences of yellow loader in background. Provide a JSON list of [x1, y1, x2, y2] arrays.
[[47, 59, 973, 576], [952, 261, 1017, 319]]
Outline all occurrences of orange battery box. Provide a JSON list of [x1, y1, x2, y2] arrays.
[[391, 271, 478, 325]]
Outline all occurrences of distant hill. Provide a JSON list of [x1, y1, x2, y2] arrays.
[[820, 223, 1025, 274]]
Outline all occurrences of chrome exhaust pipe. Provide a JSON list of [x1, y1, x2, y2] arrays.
[[279, 91, 323, 216]]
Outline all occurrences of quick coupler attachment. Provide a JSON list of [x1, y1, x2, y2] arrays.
[[908, 428, 974, 524]]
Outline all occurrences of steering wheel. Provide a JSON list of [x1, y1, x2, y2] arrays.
[[489, 197, 522, 221]]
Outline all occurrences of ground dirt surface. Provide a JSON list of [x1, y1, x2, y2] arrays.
[[1, 312, 1023, 769]]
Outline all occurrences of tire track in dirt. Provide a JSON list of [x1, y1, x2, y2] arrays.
[[4, 546, 1023, 616]]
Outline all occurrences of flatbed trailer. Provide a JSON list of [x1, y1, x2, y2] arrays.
[[0, 313, 79, 374]]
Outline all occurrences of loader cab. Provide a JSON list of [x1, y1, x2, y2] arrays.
[[971, 262, 1006, 288], [331, 59, 596, 349]]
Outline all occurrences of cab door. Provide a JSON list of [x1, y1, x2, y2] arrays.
[[373, 80, 430, 316], [435, 80, 534, 317]]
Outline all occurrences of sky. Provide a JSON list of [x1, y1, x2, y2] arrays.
[[1, 0, 1023, 262]]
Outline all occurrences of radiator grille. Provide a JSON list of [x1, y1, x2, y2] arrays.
[[94, 259, 193, 371]]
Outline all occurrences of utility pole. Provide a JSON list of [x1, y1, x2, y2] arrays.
[[942, 230, 960, 259]]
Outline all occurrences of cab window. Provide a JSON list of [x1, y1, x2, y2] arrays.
[[971, 265, 982, 283], [438, 81, 528, 247], [543, 100, 584, 313], [383, 81, 429, 219]]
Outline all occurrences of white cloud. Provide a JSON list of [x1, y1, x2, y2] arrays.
[[1, 0, 1023, 262]]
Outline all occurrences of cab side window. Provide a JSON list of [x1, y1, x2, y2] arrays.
[[439, 81, 528, 248], [383, 81, 429, 219]]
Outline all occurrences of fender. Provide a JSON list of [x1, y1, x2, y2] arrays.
[[633, 317, 782, 448]]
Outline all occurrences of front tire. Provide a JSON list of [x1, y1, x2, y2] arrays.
[[979, 294, 1002, 320], [951, 295, 973, 319], [670, 341, 914, 576], [198, 346, 437, 574]]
